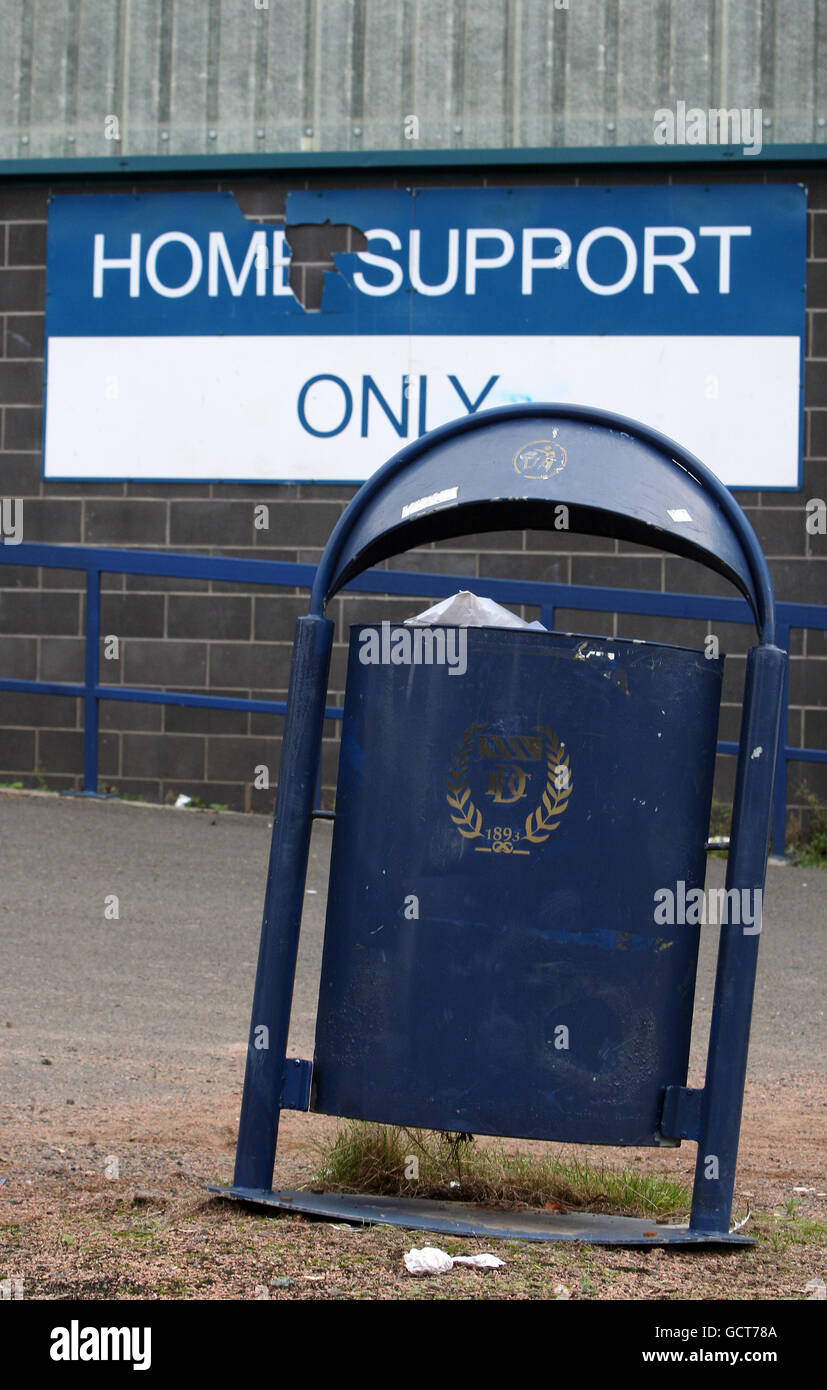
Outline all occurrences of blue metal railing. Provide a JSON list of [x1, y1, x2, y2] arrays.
[[0, 540, 825, 853]]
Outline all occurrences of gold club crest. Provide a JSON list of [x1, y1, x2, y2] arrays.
[[445, 722, 573, 855], [513, 438, 567, 479]]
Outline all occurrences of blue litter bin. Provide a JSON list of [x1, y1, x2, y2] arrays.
[[312, 625, 723, 1150], [215, 404, 786, 1246]]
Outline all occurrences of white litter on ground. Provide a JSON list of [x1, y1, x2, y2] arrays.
[[404, 1245, 504, 1274], [453, 1253, 504, 1268]]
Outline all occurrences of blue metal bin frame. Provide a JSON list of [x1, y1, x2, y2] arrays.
[[212, 403, 786, 1245]]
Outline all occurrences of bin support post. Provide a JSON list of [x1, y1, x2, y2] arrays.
[[233, 615, 334, 1191], [690, 644, 786, 1235]]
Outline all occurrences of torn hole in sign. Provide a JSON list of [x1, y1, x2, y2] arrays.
[[284, 221, 369, 310]]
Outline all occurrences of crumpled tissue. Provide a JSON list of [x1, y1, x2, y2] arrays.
[[404, 1245, 504, 1275]]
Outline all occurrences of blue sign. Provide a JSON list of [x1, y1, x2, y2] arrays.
[[44, 185, 806, 485]]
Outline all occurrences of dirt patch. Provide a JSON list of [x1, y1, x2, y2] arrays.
[[1, 1075, 824, 1300]]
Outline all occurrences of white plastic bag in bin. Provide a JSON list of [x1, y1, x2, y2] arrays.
[[405, 590, 547, 630]]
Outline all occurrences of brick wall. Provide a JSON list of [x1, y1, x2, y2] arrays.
[[0, 164, 824, 829]]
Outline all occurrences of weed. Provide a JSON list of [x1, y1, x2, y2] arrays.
[[312, 1121, 690, 1219]]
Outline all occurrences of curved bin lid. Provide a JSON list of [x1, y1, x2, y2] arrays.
[[310, 404, 776, 644]]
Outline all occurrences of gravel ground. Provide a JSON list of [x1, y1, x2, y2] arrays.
[[0, 789, 824, 1300]]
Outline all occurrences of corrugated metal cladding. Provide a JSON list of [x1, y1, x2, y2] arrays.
[[0, 0, 825, 161]]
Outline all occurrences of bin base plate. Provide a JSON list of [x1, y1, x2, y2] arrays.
[[207, 1185, 753, 1246]]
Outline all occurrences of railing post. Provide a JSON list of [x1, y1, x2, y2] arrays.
[[83, 568, 101, 794], [771, 621, 791, 857]]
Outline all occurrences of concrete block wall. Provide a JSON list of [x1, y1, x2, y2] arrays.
[[0, 163, 825, 831]]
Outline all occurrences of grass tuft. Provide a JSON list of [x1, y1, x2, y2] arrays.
[[789, 788, 827, 867], [311, 1121, 690, 1219]]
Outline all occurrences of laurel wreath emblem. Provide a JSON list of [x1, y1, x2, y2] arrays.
[[445, 721, 486, 839], [445, 722, 573, 851], [523, 727, 573, 844]]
